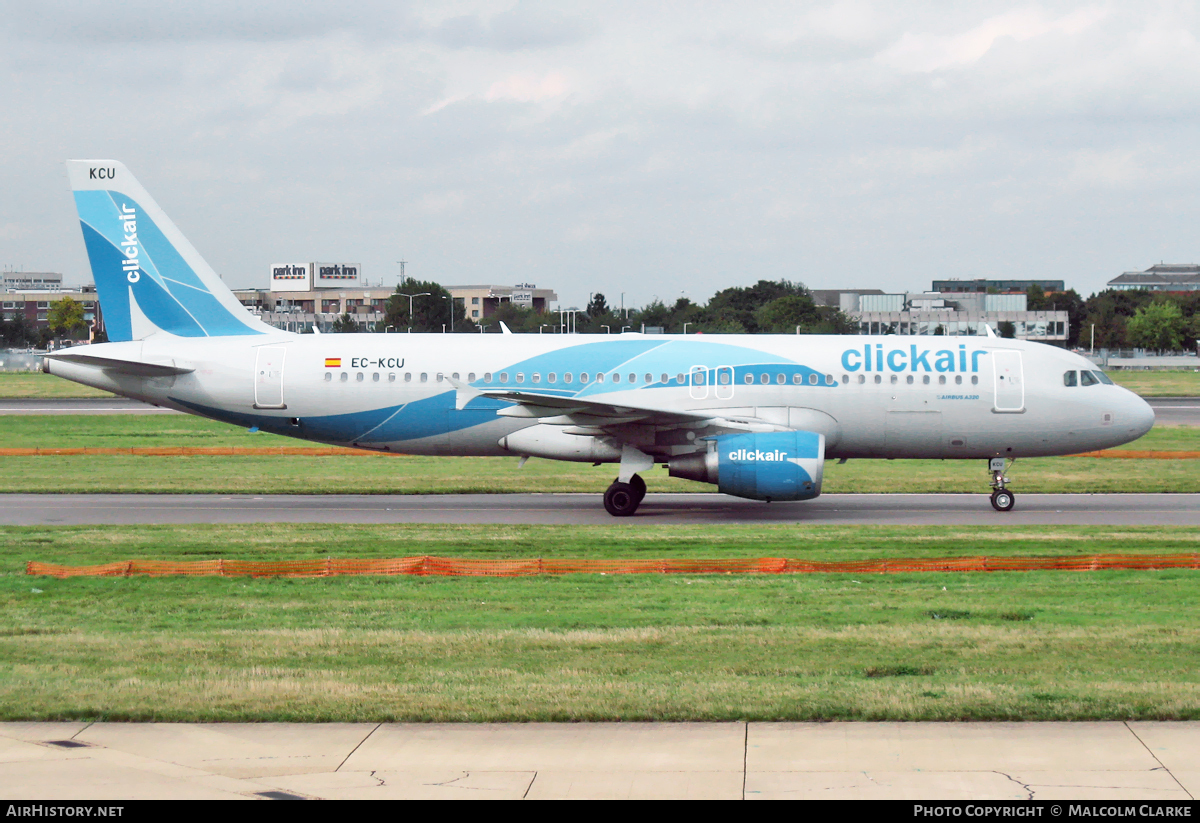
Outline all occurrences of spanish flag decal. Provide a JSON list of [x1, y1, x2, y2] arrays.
[[325, 358, 341, 368]]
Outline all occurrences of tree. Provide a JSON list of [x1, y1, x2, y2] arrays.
[[48, 296, 87, 340], [331, 312, 358, 333], [998, 321, 1016, 339], [1126, 300, 1186, 352], [382, 278, 466, 333], [704, 280, 810, 333], [586, 293, 608, 317]]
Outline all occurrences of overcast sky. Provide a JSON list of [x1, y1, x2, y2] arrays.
[[3, 1, 1199, 308]]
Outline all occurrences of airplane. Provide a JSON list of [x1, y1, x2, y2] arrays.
[[44, 160, 1156, 516]]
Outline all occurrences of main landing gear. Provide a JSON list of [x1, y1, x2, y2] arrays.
[[604, 474, 647, 517], [988, 457, 1015, 512]]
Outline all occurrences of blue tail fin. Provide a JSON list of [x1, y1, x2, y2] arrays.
[[66, 160, 272, 341]]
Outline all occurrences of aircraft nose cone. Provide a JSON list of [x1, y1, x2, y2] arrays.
[[1127, 393, 1156, 439]]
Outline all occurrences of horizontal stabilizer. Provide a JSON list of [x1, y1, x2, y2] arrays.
[[46, 351, 194, 377]]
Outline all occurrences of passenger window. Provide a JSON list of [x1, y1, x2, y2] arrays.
[[594, 373, 603, 383], [792, 374, 802, 385], [420, 373, 428, 383], [499, 373, 508, 383], [744, 374, 753, 384], [357, 372, 364, 382], [468, 373, 475, 382], [452, 373, 460, 380], [532, 373, 541, 383], [612, 373, 621, 384], [971, 376, 978, 385], [1064, 370, 1078, 387], [646, 373, 654, 384], [564, 373, 573, 384], [874, 375, 881, 384], [841, 374, 849, 384], [760, 373, 769, 384], [629, 374, 636, 384], [955, 375, 962, 385], [858, 374, 865, 384], [808, 374, 817, 385], [436, 373, 443, 383], [483, 373, 491, 383], [340, 372, 348, 382], [661, 373, 669, 384], [777, 374, 785, 385], [1080, 370, 1099, 386], [906, 375, 914, 384], [405, 373, 412, 382], [938, 375, 946, 385], [827, 375, 835, 385], [388, 373, 396, 382], [516, 373, 525, 383], [372, 373, 380, 382], [922, 375, 930, 385], [676, 373, 685, 384], [324, 372, 332, 382], [890, 375, 898, 384], [548, 373, 556, 383]]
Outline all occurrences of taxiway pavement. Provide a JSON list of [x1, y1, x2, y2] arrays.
[[2, 492, 1197, 526], [2, 721, 1197, 800]]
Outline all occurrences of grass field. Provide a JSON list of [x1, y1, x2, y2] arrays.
[[1107, 369, 1200, 397], [4, 524, 1199, 722], [3, 367, 1198, 398], [0, 372, 114, 399], [0, 415, 1195, 494]]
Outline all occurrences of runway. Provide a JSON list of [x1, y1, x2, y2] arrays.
[[3, 492, 1198, 526]]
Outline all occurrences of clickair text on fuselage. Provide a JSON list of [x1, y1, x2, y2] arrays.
[[841, 344, 989, 373]]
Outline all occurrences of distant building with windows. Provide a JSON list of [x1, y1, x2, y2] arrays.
[[930, 278, 1065, 294], [816, 288, 1068, 343], [233, 266, 559, 332], [1, 271, 101, 338], [1107, 264, 1200, 291], [446, 284, 557, 320]]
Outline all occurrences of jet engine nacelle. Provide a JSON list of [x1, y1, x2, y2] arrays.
[[499, 424, 623, 462], [669, 430, 825, 502]]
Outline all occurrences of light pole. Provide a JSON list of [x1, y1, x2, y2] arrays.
[[682, 323, 690, 334], [442, 295, 455, 332], [601, 325, 610, 334], [478, 324, 488, 334], [396, 292, 430, 330]]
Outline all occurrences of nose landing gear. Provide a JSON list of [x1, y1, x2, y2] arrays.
[[988, 457, 1015, 511]]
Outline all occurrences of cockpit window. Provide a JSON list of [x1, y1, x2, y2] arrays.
[[1063, 370, 1077, 387], [1093, 370, 1113, 385], [1080, 370, 1099, 386]]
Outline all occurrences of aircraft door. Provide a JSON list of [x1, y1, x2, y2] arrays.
[[992, 350, 1024, 413], [253, 346, 287, 409], [715, 365, 734, 400], [689, 365, 709, 400]]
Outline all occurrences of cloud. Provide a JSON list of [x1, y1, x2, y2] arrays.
[[876, 7, 1109, 72]]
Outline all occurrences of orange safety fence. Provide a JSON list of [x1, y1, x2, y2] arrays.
[[0, 446, 381, 456], [26, 554, 1200, 579], [0, 447, 1195, 458]]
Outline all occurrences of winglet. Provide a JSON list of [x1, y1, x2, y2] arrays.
[[983, 324, 997, 338], [499, 321, 513, 335]]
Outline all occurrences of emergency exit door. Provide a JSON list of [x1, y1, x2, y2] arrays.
[[254, 346, 288, 409]]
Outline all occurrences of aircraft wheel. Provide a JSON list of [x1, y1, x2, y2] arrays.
[[604, 482, 641, 517], [990, 490, 1015, 512], [629, 474, 647, 504]]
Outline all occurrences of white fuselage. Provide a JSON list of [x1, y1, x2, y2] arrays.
[[47, 331, 1156, 463]]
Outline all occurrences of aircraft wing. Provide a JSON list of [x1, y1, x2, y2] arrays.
[[452, 380, 793, 443]]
